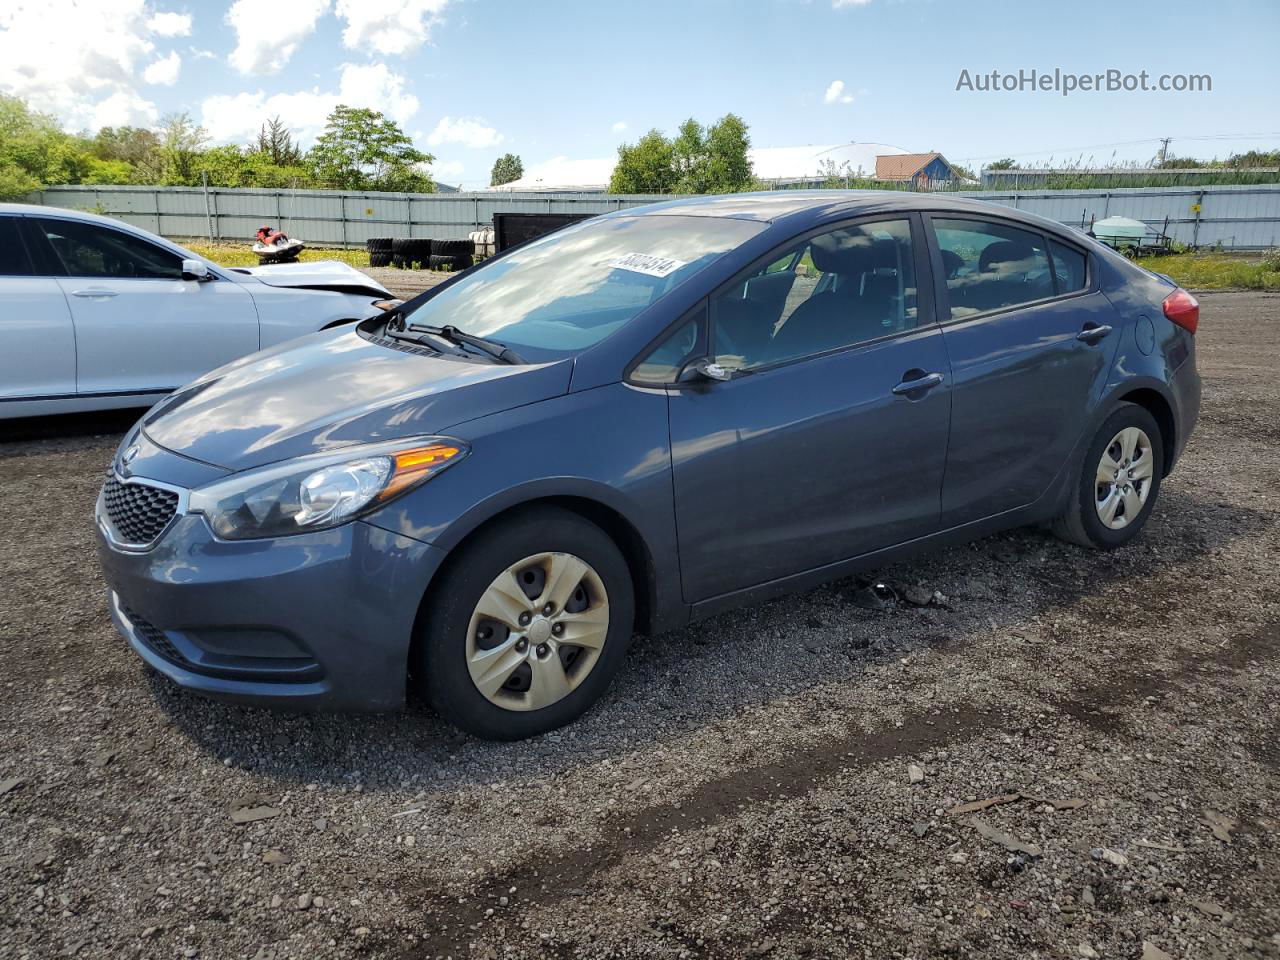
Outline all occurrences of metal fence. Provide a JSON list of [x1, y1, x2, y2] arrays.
[[29, 182, 1280, 250]]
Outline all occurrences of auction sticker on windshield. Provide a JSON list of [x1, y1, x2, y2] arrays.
[[607, 252, 689, 278]]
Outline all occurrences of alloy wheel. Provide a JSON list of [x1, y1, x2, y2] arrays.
[[465, 552, 610, 711], [1095, 426, 1154, 530]]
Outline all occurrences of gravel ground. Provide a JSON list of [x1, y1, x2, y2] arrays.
[[0, 291, 1276, 960], [363, 266, 449, 301]]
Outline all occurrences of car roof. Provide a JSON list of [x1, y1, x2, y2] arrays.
[[606, 190, 1080, 240]]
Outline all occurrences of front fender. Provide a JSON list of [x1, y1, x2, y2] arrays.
[[362, 382, 687, 633]]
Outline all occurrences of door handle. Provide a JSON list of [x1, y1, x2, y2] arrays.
[[1076, 323, 1113, 344], [891, 371, 944, 396], [72, 288, 118, 298]]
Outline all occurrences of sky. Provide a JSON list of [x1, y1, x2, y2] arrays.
[[1, 0, 1277, 189]]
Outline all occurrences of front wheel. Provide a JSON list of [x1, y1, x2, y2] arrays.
[[417, 507, 634, 740], [1052, 402, 1164, 549]]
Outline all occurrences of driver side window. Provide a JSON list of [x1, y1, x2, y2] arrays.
[[710, 218, 918, 372], [34, 218, 183, 280]]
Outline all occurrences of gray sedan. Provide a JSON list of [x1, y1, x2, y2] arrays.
[[95, 192, 1201, 739]]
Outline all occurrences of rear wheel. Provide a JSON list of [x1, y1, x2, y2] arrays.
[[418, 507, 634, 740], [1052, 402, 1164, 549]]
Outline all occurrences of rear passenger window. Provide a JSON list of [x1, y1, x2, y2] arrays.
[[932, 218, 1053, 319], [0, 218, 32, 276], [1049, 239, 1088, 293]]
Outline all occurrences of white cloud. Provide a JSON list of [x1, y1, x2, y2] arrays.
[[427, 116, 503, 149], [91, 90, 159, 129], [335, 0, 450, 56], [0, 0, 163, 129], [147, 11, 191, 36], [143, 51, 181, 86], [823, 79, 855, 104], [189, 47, 217, 60], [201, 62, 419, 145], [611, 121, 627, 133], [226, 0, 330, 75], [832, 0, 872, 6], [429, 159, 464, 180]]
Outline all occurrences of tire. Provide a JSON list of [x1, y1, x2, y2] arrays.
[[417, 506, 635, 740], [392, 238, 431, 268], [1051, 402, 1164, 550], [431, 238, 475, 258], [369, 251, 392, 267], [428, 253, 472, 272], [366, 237, 392, 253]]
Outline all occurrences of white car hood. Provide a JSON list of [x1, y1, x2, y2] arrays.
[[235, 260, 392, 298]]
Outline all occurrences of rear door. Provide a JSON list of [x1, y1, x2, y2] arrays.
[[927, 215, 1120, 527], [27, 217, 260, 396], [662, 214, 952, 602], [0, 215, 77, 403]]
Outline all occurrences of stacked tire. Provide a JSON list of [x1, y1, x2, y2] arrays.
[[391, 237, 432, 269], [429, 238, 475, 272], [366, 237, 393, 267]]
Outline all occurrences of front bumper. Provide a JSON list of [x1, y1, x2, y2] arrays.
[[97, 500, 447, 712]]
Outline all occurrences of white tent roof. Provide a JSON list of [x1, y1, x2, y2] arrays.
[[486, 142, 908, 192]]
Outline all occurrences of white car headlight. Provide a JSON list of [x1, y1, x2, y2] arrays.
[[189, 437, 467, 540]]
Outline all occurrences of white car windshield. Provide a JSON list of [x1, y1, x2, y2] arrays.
[[397, 214, 764, 361]]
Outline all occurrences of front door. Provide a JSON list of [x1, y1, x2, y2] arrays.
[[666, 216, 952, 603], [28, 217, 260, 397], [927, 216, 1121, 527]]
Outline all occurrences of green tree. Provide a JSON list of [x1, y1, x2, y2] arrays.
[[0, 94, 95, 187], [152, 112, 209, 185], [609, 129, 677, 193], [0, 162, 39, 201], [609, 114, 753, 194], [489, 152, 524, 186], [308, 105, 434, 192], [986, 157, 1018, 171], [92, 126, 160, 167], [701, 113, 752, 193], [255, 116, 303, 167]]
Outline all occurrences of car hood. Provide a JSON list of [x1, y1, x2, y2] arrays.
[[142, 329, 572, 471], [233, 261, 392, 298]]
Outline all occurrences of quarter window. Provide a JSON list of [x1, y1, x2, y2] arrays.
[[932, 218, 1053, 318], [0, 218, 32, 276], [34, 218, 182, 280], [710, 218, 918, 372], [1049, 239, 1088, 293], [632, 319, 698, 384]]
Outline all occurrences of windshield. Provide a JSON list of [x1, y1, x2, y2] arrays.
[[396, 214, 764, 362]]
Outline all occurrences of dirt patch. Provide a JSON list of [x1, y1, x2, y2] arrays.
[[0, 292, 1277, 960]]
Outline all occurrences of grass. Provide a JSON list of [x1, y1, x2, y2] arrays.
[[1134, 251, 1280, 291], [182, 241, 371, 269]]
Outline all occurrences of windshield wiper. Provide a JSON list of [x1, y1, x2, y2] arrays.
[[407, 323, 525, 365]]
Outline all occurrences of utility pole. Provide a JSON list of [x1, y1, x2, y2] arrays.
[[1157, 137, 1173, 165]]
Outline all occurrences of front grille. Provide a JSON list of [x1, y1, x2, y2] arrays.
[[102, 477, 179, 545], [121, 604, 188, 668]]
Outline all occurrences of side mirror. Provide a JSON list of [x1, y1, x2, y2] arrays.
[[181, 259, 211, 281], [678, 357, 732, 384]]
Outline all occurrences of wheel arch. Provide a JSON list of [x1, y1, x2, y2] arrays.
[[406, 494, 662, 690], [1113, 385, 1177, 476]]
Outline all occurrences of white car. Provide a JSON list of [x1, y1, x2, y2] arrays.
[[0, 204, 398, 419]]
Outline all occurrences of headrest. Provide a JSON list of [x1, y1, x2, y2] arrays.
[[979, 240, 1033, 272], [810, 227, 877, 274], [940, 249, 964, 277]]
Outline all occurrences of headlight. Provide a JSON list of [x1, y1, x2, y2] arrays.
[[372, 299, 404, 312], [188, 437, 467, 540]]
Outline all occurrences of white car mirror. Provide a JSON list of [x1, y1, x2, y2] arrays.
[[181, 259, 211, 281]]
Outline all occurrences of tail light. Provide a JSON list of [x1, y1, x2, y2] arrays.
[[1162, 288, 1199, 334]]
